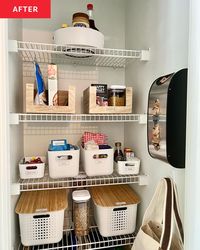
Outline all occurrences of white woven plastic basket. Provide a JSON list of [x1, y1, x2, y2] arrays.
[[19, 210, 64, 246], [94, 203, 137, 237]]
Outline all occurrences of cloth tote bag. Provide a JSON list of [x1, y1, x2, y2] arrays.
[[132, 178, 184, 250]]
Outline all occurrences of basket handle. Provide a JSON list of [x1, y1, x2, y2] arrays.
[[93, 154, 108, 159], [57, 155, 73, 160], [33, 214, 50, 219], [125, 163, 135, 166], [26, 166, 38, 170]]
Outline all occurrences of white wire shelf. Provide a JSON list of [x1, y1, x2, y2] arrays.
[[18, 227, 135, 250], [15, 172, 147, 193], [9, 40, 150, 68], [10, 113, 147, 124]]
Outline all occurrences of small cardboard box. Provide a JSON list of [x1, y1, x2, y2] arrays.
[[48, 64, 58, 106]]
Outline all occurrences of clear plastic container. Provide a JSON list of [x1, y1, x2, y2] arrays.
[[72, 190, 91, 236], [108, 85, 126, 106]]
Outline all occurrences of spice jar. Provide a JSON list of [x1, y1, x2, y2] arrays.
[[124, 147, 135, 161], [108, 85, 126, 106], [72, 190, 91, 236], [72, 12, 89, 28]]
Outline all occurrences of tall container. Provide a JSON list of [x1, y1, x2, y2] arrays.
[[72, 190, 91, 236]]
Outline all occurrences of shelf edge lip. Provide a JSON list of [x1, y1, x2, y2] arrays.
[[17, 228, 136, 250], [10, 113, 147, 124], [13, 173, 148, 193]]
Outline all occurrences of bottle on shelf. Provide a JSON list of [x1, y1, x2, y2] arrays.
[[114, 142, 124, 162], [87, 3, 99, 31]]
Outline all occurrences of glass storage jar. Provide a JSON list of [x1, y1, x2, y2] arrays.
[[72, 12, 89, 28], [108, 85, 126, 106], [72, 190, 91, 236]]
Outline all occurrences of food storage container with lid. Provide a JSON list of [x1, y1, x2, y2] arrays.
[[90, 185, 140, 237], [15, 189, 68, 246], [108, 85, 126, 106], [72, 190, 91, 236], [72, 12, 89, 28]]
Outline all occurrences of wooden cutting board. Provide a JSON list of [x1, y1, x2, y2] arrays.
[[90, 185, 140, 207], [15, 189, 68, 214]]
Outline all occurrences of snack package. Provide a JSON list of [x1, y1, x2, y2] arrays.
[[34, 61, 48, 105], [91, 84, 108, 106], [48, 63, 58, 106]]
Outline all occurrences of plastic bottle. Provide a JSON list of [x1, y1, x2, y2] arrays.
[[114, 142, 124, 162], [87, 3, 99, 31]]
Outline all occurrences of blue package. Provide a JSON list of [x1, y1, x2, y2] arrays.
[[49, 139, 70, 151], [34, 61, 48, 105]]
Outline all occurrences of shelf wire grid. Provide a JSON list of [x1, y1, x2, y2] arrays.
[[17, 41, 142, 68], [18, 171, 141, 192], [18, 227, 135, 250], [17, 113, 140, 123]]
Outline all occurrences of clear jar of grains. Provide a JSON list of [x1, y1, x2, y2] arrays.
[[108, 85, 126, 106], [72, 190, 91, 236]]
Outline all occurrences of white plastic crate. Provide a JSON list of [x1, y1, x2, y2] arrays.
[[115, 157, 140, 175], [81, 147, 113, 176], [48, 148, 80, 178], [15, 190, 68, 246], [19, 156, 45, 179], [94, 203, 138, 237], [90, 185, 140, 237], [19, 210, 64, 246]]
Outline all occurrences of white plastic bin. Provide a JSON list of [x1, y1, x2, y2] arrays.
[[54, 27, 104, 48], [81, 147, 113, 176], [90, 185, 140, 237], [15, 189, 68, 246], [19, 156, 45, 179], [115, 157, 140, 175], [48, 148, 80, 178]]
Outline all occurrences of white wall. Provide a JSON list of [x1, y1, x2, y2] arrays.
[[23, 0, 125, 48], [185, 0, 200, 248], [125, 0, 189, 225], [8, 19, 23, 248], [22, 0, 126, 156]]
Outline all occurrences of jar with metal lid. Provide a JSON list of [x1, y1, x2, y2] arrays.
[[108, 85, 126, 106], [72, 12, 89, 28], [72, 190, 91, 236], [124, 147, 135, 161]]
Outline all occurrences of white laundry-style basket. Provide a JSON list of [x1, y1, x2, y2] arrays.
[[90, 185, 140, 237], [15, 189, 68, 246]]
